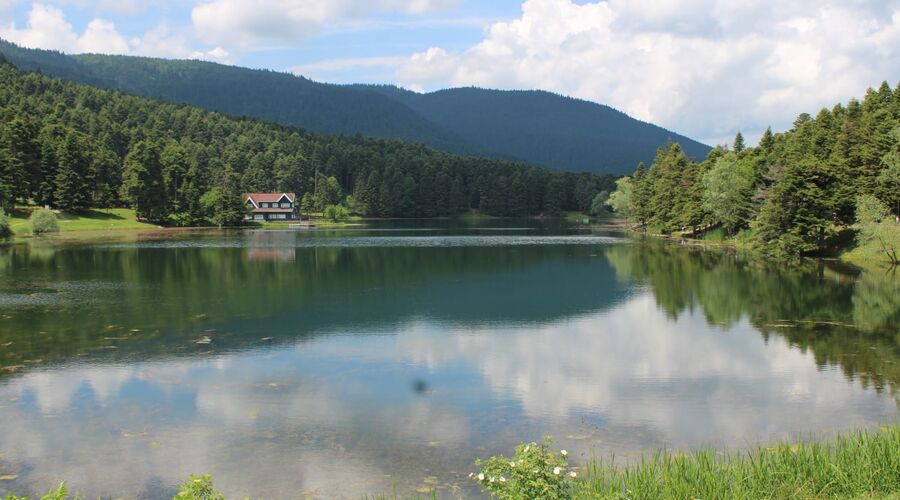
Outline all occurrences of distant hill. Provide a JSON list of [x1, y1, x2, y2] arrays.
[[0, 39, 711, 174]]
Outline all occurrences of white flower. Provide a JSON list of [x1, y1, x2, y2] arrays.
[[560, 450, 568, 456], [478, 473, 485, 481], [569, 471, 577, 478], [489, 476, 495, 483], [499, 476, 507, 483], [509, 461, 516, 467], [553, 467, 562, 475], [468, 472, 474, 478], [524, 445, 530, 452]]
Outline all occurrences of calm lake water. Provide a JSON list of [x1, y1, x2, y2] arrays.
[[0, 221, 897, 498]]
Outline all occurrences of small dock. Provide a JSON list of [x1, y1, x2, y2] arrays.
[[289, 221, 317, 229]]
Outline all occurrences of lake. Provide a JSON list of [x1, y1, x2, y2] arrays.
[[0, 221, 897, 498]]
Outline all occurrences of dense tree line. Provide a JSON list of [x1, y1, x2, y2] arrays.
[[609, 81, 900, 257], [0, 60, 614, 225], [0, 39, 709, 175]]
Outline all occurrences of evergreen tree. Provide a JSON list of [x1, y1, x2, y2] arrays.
[[2, 117, 40, 202], [91, 147, 120, 208], [759, 127, 775, 153], [733, 132, 745, 153], [543, 176, 566, 215], [201, 165, 246, 226], [121, 140, 168, 222], [53, 131, 92, 211]]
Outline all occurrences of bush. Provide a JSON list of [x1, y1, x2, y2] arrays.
[[471, 437, 577, 499], [323, 204, 349, 222], [30, 208, 59, 234], [0, 209, 12, 238], [174, 474, 224, 500], [855, 194, 891, 225]]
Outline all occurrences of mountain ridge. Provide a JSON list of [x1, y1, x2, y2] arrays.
[[0, 39, 711, 174]]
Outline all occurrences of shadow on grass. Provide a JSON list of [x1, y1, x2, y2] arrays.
[[57, 210, 127, 221]]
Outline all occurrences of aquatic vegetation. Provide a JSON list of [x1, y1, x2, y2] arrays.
[[4, 483, 71, 500]]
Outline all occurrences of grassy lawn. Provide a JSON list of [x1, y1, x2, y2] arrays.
[[8, 208, 158, 235], [573, 426, 900, 499]]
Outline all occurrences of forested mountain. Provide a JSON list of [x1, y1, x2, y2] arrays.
[[608, 81, 900, 258], [0, 39, 709, 174], [356, 85, 712, 173], [0, 58, 615, 225]]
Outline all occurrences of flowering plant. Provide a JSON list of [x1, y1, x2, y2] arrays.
[[471, 437, 577, 499]]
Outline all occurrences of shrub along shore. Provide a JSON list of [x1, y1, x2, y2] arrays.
[[3, 426, 898, 500]]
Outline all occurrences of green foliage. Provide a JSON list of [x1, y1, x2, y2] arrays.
[[853, 195, 899, 264], [174, 474, 224, 500], [574, 426, 900, 499], [53, 131, 92, 212], [644, 142, 695, 233], [589, 191, 609, 215], [855, 194, 892, 224], [473, 438, 577, 500], [0, 209, 11, 237], [4, 482, 72, 500], [323, 204, 350, 222], [29, 208, 59, 234], [732, 131, 745, 153], [0, 61, 614, 222], [607, 80, 899, 257], [200, 187, 245, 227], [121, 141, 168, 223], [606, 177, 633, 219], [0, 39, 711, 175], [702, 152, 754, 234]]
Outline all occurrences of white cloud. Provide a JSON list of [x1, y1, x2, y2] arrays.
[[132, 22, 232, 63], [191, 0, 458, 47], [1, 3, 231, 63], [395, 0, 900, 145], [0, 2, 129, 54]]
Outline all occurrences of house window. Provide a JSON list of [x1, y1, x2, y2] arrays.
[[262, 202, 269, 208], [275, 213, 287, 219], [254, 214, 264, 220], [281, 203, 291, 208]]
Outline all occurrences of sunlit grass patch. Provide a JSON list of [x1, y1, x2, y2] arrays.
[[574, 426, 900, 499]]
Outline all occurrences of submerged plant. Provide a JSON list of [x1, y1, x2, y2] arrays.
[[472, 437, 576, 499]]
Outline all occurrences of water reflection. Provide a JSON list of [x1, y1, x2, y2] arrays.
[[0, 230, 897, 499]]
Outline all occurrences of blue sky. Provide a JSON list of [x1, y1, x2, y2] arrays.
[[2, 0, 900, 145]]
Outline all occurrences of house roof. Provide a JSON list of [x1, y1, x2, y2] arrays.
[[243, 192, 296, 207]]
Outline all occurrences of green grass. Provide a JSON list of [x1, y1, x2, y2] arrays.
[[8, 208, 157, 234], [573, 426, 900, 500], [455, 210, 499, 221], [564, 211, 591, 224], [841, 223, 900, 269]]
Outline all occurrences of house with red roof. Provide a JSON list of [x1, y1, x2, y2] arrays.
[[243, 193, 297, 221]]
